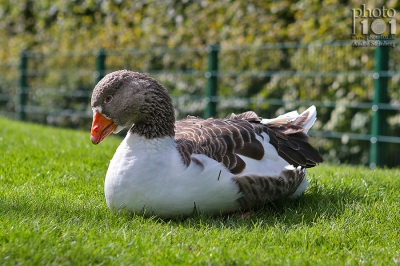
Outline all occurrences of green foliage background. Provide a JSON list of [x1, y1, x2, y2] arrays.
[[0, 0, 400, 166], [2, 0, 399, 52], [0, 0, 372, 51]]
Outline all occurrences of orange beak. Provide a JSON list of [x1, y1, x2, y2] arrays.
[[90, 110, 117, 145]]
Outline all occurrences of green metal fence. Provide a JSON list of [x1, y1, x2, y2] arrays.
[[0, 40, 399, 168]]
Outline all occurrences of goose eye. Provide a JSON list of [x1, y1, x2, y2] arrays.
[[104, 95, 113, 103]]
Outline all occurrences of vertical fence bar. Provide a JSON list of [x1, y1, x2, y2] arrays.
[[95, 48, 106, 84], [369, 43, 390, 169], [204, 45, 219, 118], [18, 51, 28, 121]]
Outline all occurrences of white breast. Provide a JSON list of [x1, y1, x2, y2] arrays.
[[104, 132, 241, 217]]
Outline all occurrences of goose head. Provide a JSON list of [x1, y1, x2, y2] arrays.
[[90, 70, 175, 144]]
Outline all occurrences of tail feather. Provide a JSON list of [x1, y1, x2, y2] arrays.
[[293, 106, 317, 134], [261, 106, 323, 168], [261, 105, 317, 134]]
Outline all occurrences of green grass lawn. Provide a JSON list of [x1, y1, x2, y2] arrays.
[[1, 116, 399, 265]]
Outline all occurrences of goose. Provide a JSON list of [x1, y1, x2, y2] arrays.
[[90, 70, 323, 218]]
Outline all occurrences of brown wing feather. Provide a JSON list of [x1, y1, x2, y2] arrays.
[[263, 123, 323, 167], [175, 116, 265, 174], [175, 110, 323, 174]]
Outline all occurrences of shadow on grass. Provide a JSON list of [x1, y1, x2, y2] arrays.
[[163, 183, 365, 230]]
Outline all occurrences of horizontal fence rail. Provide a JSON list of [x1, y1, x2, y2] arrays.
[[1, 40, 399, 168]]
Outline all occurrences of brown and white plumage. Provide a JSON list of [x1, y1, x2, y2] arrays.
[[175, 111, 321, 174], [90, 70, 323, 218]]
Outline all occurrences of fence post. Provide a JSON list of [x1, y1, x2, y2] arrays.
[[369, 42, 390, 169], [204, 44, 219, 118], [18, 51, 28, 121], [95, 48, 106, 84]]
